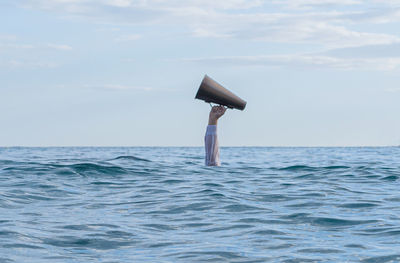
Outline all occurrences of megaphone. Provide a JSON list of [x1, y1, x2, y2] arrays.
[[195, 75, 247, 110]]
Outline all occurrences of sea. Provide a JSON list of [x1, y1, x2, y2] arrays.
[[0, 147, 400, 263]]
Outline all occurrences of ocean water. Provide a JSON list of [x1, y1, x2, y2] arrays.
[[1, 147, 400, 263]]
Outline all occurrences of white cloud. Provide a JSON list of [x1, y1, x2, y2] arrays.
[[13, 0, 400, 49], [82, 84, 181, 92], [102, 0, 264, 10], [95, 27, 121, 32], [323, 43, 400, 58], [183, 53, 400, 71], [188, 12, 400, 48], [46, 43, 73, 50], [340, 7, 400, 24], [0, 35, 17, 41], [273, 0, 362, 10], [385, 87, 400, 93], [114, 34, 141, 42], [2, 59, 58, 69], [371, 0, 400, 6], [0, 35, 72, 51], [0, 43, 35, 49], [84, 84, 154, 91], [0, 37, 70, 69], [105, 0, 131, 8], [0, 43, 72, 51]]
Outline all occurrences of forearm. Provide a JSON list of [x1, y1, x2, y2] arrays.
[[205, 105, 225, 166], [204, 125, 220, 166]]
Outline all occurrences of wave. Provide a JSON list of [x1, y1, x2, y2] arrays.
[[110, 155, 151, 162], [1, 160, 129, 176], [42, 236, 133, 250], [275, 165, 350, 171], [50, 163, 127, 176], [280, 213, 378, 227], [338, 203, 379, 208], [361, 254, 400, 263], [2, 147, 400, 262], [381, 175, 398, 181]]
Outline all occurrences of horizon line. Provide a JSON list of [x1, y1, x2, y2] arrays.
[[0, 145, 398, 148]]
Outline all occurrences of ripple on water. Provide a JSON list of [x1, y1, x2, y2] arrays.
[[282, 258, 321, 263], [257, 194, 295, 202], [166, 250, 248, 261], [338, 202, 379, 208], [361, 254, 400, 263], [201, 224, 254, 233], [3, 244, 44, 249], [110, 155, 151, 162], [42, 236, 134, 250], [280, 213, 378, 227], [381, 175, 399, 181], [251, 229, 287, 236], [67, 163, 127, 175], [0, 257, 14, 263], [222, 204, 261, 212], [297, 248, 344, 254], [1, 147, 400, 262]]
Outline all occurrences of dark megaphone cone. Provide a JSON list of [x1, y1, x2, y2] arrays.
[[195, 75, 247, 110]]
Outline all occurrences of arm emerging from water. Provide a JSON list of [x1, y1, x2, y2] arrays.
[[205, 106, 226, 166]]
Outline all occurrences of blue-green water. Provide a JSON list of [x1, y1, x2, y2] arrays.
[[1, 147, 400, 262]]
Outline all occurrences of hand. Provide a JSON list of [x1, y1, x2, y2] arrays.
[[208, 105, 227, 125]]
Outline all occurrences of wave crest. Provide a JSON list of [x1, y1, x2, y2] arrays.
[[110, 156, 151, 162]]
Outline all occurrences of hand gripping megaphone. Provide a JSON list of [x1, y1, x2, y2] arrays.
[[195, 75, 247, 110]]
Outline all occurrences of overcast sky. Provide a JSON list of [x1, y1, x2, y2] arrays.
[[1, 0, 400, 146]]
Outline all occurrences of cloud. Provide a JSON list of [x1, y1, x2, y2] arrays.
[[105, 0, 131, 8], [385, 87, 400, 93], [0, 35, 17, 41], [114, 34, 141, 42], [0, 43, 72, 51], [273, 0, 362, 9], [0, 35, 72, 51], [0, 37, 69, 69], [339, 7, 400, 24], [182, 52, 400, 71], [0, 43, 35, 49], [84, 84, 154, 91], [81, 84, 180, 92], [189, 12, 400, 48], [103, 0, 264, 10], [323, 43, 400, 58], [46, 43, 73, 50], [12, 0, 400, 49], [1, 59, 58, 69]]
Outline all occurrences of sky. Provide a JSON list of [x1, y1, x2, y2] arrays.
[[1, 0, 400, 147]]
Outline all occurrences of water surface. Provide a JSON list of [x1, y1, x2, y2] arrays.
[[1, 147, 400, 262]]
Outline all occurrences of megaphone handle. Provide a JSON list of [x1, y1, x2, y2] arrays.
[[209, 103, 228, 109]]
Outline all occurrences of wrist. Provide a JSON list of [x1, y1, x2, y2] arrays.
[[208, 117, 218, 125]]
